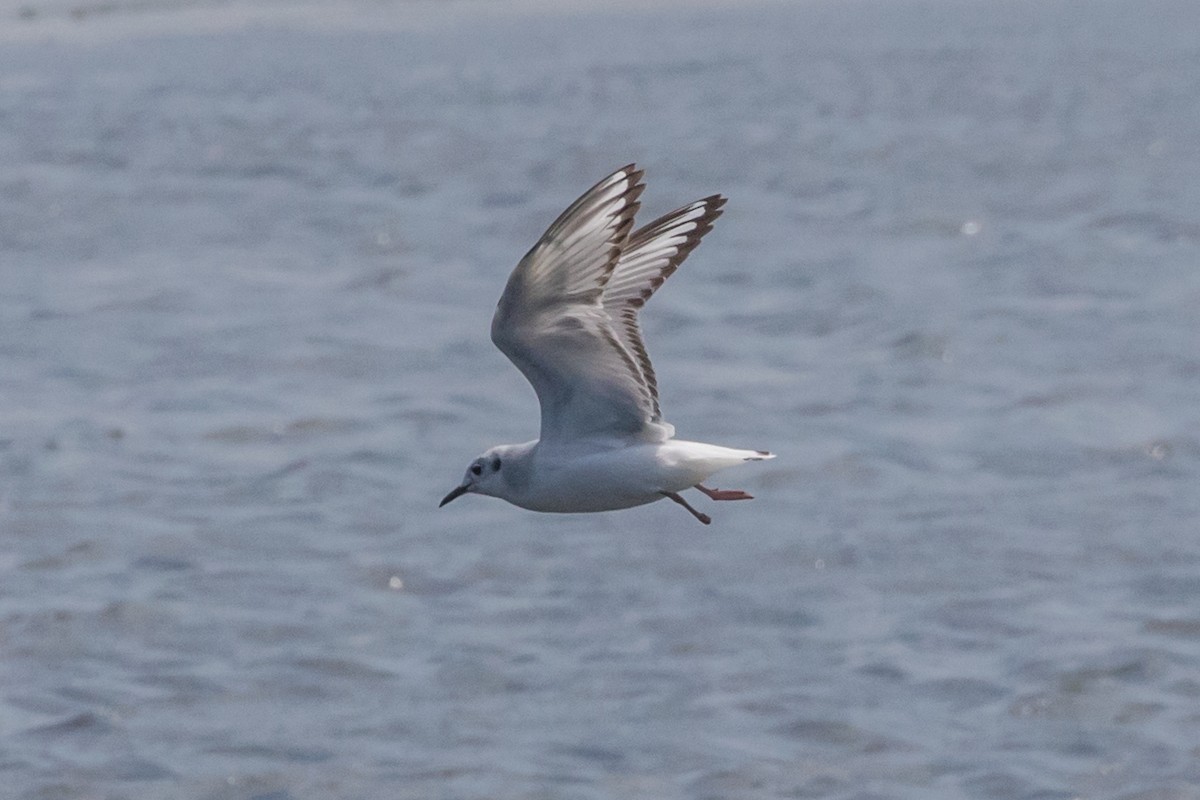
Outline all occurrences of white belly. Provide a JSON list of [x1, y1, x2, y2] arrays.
[[511, 440, 759, 513]]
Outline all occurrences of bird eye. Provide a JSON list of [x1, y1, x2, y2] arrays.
[[491, 456, 502, 471], [470, 463, 482, 476]]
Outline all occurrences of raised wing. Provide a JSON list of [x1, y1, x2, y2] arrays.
[[491, 164, 660, 446], [603, 195, 726, 419]]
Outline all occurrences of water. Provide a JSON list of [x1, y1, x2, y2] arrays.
[[2, 1, 1199, 797]]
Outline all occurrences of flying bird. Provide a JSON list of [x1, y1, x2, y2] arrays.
[[440, 164, 773, 524]]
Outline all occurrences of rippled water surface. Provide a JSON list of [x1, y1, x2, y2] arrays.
[[3, 1, 1200, 797]]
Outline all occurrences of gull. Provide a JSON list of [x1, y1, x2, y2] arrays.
[[440, 164, 774, 524]]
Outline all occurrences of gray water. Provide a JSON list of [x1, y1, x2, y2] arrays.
[[3, 0, 1200, 797]]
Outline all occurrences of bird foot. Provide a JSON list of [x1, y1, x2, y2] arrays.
[[661, 491, 711, 525], [696, 484, 754, 501]]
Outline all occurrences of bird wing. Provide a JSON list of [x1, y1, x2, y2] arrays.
[[491, 165, 726, 449], [602, 195, 726, 419], [491, 164, 659, 447]]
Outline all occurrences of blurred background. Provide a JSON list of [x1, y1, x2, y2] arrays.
[[2, 0, 1199, 798]]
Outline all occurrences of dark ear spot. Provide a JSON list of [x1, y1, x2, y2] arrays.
[[490, 456, 502, 472], [470, 463, 483, 476]]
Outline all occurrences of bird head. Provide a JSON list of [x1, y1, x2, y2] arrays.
[[440, 447, 509, 507]]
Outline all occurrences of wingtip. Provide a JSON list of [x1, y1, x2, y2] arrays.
[[616, 163, 644, 186], [612, 164, 646, 208], [700, 194, 727, 227], [745, 450, 776, 461]]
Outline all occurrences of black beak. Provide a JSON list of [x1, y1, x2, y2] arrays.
[[439, 484, 469, 507]]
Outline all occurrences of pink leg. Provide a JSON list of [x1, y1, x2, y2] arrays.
[[696, 484, 754, 501], [661, 491, 711, 525]]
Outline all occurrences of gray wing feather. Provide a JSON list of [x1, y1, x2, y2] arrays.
[[491, 165, 654, 445], [491, 165, 724, 447], [603, 195, 726, 419]]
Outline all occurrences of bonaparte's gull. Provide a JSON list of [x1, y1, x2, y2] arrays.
[[440, 164, 774, 524]]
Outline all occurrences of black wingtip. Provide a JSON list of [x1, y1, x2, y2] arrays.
[[615, 163, 644, 185]]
